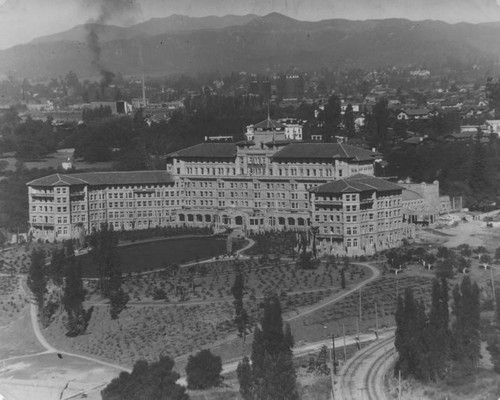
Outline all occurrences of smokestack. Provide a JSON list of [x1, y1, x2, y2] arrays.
[[142, 71, 146, 108], [138, 41, 146, 108]]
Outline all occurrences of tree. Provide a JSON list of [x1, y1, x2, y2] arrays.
[[102, 356, 189, 400], [89, 223, 128, 318], [367, 98, 390, 150], [340, 268, 346, 289], [89, 223, 120, 297], [427, 278, 451, 380], [435, 259, 454, 279], [231, 270, 249, 340], [63, 257, 92, 336], [48, 247, 65, 287], [237, 356, 253, 400], [343, 103, 355, 136], [186, 349, 223, 390], [246, 295, 299, 400], [28, 248, 47, 326], [319, 94, 342, 136], [109, 287, 130, 320], [451, 276, 481, 374]]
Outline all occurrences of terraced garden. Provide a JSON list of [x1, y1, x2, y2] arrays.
[[86, 258, 368, 304], [47, 259, 371, 366]]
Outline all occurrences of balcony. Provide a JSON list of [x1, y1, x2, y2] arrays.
[[31, 193, 54, 199]]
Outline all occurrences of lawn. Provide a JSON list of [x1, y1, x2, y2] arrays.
[[79, 237, 228, 277]]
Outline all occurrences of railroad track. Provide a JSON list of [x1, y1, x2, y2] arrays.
[[338, 333, 396, 400]]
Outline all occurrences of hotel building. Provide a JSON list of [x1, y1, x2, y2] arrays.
[[27, 118, 414, 255]]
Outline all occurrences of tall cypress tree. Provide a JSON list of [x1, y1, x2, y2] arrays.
[[28, 249, 47, 326], [243, 295, 299, 400], [89, 223, 128, 318], [427, 278, 450, 380], [232, 270, 249, 340], [63, 257, 91, 336]]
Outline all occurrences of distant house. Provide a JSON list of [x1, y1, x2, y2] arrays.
[[397, 108, 434, 121], [485, 120, 500, 136], [447, 126, 489, 142], [401, 135, 428, 146], [440, 100, 463, 110], [340, 102, 360, 114]]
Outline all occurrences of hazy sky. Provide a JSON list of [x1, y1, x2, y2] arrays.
[[1, 0, 500, 50]]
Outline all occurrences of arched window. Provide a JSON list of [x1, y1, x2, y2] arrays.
[[179, 214, 185, 222], [205, 215, 211, 222], [288, 217, 295, 226], [278, 217, 285, 226], [297, 217, 305, 226], [235, 216, 243, 225], [187, 214, 194, 222], [196, 214, 203, 222], [269, 216, 276, 226]]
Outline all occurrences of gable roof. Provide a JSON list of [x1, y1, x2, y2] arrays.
[[27, 171, 174, 187], [310, 174, 403, 194], [166, 143, 237, 159], [253, 118, 284, 130], [401, 108, 430, 116], [402, 188, 424, 202], [271, 142, 378, 162]]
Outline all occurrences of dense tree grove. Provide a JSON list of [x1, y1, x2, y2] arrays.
[[238, 295, 299, 400], [101, 356, 189, 400], [385, 136, 500, 209], [0, 167, 56, 231], [395, 276, 480, 383]]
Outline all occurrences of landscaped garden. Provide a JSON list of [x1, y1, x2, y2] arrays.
[[44, 257, 372, 366], [86, 258, 368, 305]]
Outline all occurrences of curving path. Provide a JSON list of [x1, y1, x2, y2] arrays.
[[0, 276, 132, 400], [286, 262, 380, 322]]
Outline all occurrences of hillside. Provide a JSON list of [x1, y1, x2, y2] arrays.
[[2, 13, 500, 79]]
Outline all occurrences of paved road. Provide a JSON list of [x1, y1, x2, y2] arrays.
[[176, 328, 390, 387], [4, 276, 131, 400]]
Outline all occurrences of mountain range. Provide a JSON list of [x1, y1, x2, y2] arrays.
[[2, 13, 500, 80]]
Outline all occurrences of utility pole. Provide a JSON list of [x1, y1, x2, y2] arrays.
[[491, 266, 496, 308], [331, 333, 337, 375], [398, 369, 402, 400], [359, 287, 362, 322], [330, 334, 336, 400], [343, 323, 347, 361], [375, 302, 379, 339]]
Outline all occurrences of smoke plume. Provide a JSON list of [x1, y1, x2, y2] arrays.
[[86, 0, 140, 94]]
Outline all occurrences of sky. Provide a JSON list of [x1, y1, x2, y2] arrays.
[[1, 0, 500, 50]]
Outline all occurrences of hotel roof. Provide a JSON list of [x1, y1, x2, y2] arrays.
[[165, 141, 379, 161], [310, 174, 403, 194], [166, 143, 237, 159], [27, 171, 174, 187], [271, 142, 378, 162]]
